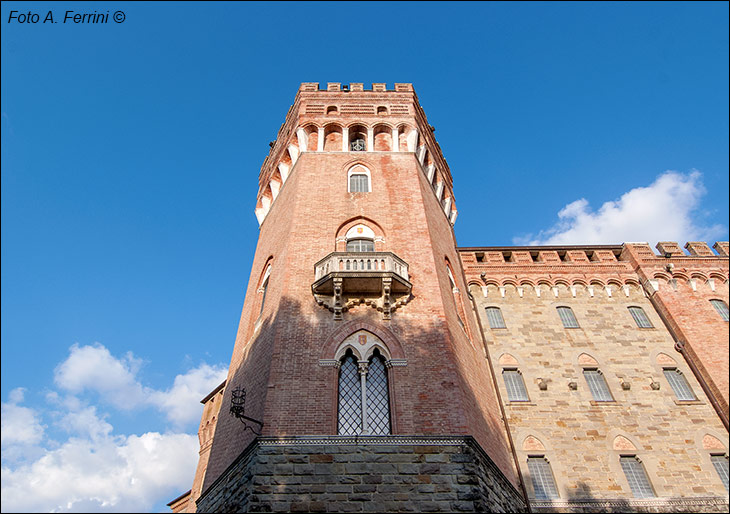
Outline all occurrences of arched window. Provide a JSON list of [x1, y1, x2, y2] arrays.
[[620, 456, 655, 498], [337, 350, 362, 435], [710, 299, 729, 321], [503, 368, 529, 402], [711, 454, 729, 491], [345, 223, 375, 252], [663, 368, 696, 401], [349, 125, 367, 151], [336, 342, 391, 436], [557, 306, 579, 328], [258, 264, 272, 317], [347, 165, 371, 193], [527, 456, 560, 500]]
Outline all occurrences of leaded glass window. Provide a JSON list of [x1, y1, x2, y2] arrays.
[[711, 300, 729, 322], [663, 368, 696, 401], [620, 456, 655, 498], [628, 306, 653, 328], [349, 173, 369, 192], [486, 307, 506, 329], [711, 454, 729, 492], [527, 457, 559, 500], [557, 306, 579, 328], [366, 351, 391, 435], [337, 351, 362, 435], [346, 239, 374, 252], [503, 369, 529, 402], [583, 369, 613, 402]]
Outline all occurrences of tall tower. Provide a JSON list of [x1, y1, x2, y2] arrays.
[[187, 83, 526, 513]]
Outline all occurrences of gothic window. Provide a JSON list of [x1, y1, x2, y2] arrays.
[[346, 239, 374, 252], [349, 173, 369, 192], [258, 264, 272, 317], [486, 307, 506, 329], [711, 454, 729, 491], [337, 350, 362, 435], [663, 368, 696, 401], [365, 350, 391, 434], [347, 165, 371, 193], [527, 456, 560, 500], [620, 456, 655, 498], [503, 369, 529, 402], [557, 306, 579, 328], [583, 369, 613, 402], [710, 300, 729, 321], [628, 306, 653, 328], [337, 347, 391, 436]]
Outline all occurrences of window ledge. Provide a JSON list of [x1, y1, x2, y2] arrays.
[[674, 399, 703, 405], [589, 400, 620, 406], [507, 401, 536, 406]]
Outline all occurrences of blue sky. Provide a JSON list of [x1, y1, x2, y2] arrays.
[[1, 1, 728, 512]]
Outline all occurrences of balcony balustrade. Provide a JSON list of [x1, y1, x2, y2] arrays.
[[312, 252, 412, 320]]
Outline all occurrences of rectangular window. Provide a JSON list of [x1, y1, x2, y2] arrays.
[[583, 369, 613, 402], [711, 300, 729, 322], [620, 456, 655, 498], [557, 307, 579, 328], [503, 369, 529, 402], [628, 306, 653, 328], [486, 307, 506, 329], [663, 368, 696, 401], [349, 174, 369, 192], [527, 457, 560, 500], [711, 454, 729, 492]]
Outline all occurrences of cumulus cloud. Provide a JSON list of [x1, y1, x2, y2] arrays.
[[1, 388, 45, 461], [54, 344, 148, 410], [514, 170, 726, 246], [1, 426, 198, 512], [150, 363, 228, 428], [2, 344, 226, 512]]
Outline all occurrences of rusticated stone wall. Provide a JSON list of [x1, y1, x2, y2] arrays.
[[196, 436, 526, 513]]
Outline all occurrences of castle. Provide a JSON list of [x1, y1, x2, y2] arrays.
[[168, 83, 729, 513]]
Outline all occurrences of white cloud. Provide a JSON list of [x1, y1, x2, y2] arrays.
[[54, 344, 148, 410], [1, 388, 45, 453], [515, 170, 726, 246], [2, 344, 226, 512], [1, 427, 197, 513], [149, 363, 227, 428]]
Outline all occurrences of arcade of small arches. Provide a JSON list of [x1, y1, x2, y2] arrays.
[[255, 121, 457, 227]]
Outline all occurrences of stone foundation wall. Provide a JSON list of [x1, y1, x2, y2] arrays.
[[531, 497, 730, 513], [196, 436, 526, 513]]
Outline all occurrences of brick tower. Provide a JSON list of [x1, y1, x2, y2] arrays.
[[180, 83, 526, 513]]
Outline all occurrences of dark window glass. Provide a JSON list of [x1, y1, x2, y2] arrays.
[[338, 351, 362, 435], [366, 352, 391, 435]]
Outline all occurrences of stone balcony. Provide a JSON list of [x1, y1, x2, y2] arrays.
[[312, 252, 413, 320]]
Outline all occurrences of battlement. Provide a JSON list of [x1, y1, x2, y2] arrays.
[[626, 241, 729, 260], [299, 82, 414, 93]]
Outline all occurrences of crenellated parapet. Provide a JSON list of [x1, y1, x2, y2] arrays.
[[253, 83, 457, 228]]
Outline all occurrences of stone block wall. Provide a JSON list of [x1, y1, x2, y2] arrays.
[[196, 436, 526, 513]]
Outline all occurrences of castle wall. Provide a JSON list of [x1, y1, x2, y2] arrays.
[[460, 246, 729, 511]]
